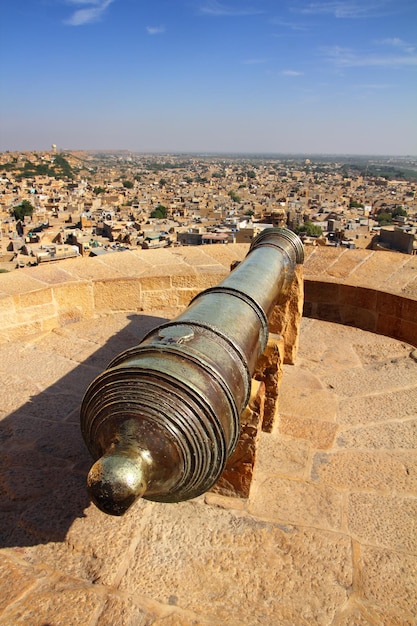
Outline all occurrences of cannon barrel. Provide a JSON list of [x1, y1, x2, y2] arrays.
[[80, 228, 304, 515]]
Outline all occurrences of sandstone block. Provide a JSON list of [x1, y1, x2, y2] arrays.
[[17, 287, 52, 308], [53, 282, 95, 318], [311, 450, 417, 494], [0, 582, 102, 626], [142, 290, 179, 310], [93, 279, 142, 312], [0, 558, 39, 615], [279, 415, 338, 449], [253, 431, 310, 478], [347, 493, 417, 553], [248, 475, 343, 531], [119, 501, 353, 626], [360, 545, 417, 620], [140, 275, 172, 291]]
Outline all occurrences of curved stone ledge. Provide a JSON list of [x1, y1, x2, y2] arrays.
[[0, 244, 416, 345], [304, 281, 417, 347]]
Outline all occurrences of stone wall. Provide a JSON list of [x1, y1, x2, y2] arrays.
[[0, 244, 416, 346]]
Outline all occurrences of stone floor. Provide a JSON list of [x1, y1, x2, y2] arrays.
[[0, 313, 416, 626]]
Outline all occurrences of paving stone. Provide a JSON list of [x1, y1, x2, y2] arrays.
[[6, 472, 89, 544], [320, 355, 417, 397], [0, 580, 102, 625], [347, 493, 417, 553], [278, 414, 339, 449], [338, 386, 417, 427], [17, 498, 147, 586], [347, 251, 407, 290], [360, 546, 417, 620], [279, 380, 338, 422], [351, 336, 412, 365], [303, 247, 345, 275], [0, 557, 40, 614], [252, 431, 311, 478], [249, 475, 343, 530], [95, 594, 155, 626], [311, 450, 417, 494], [0, 342, 78, 386], [337, 419, 417, 449], [0, 305, 416, 625], [119, 500, 353, 626], [19, 263, 75, 285]]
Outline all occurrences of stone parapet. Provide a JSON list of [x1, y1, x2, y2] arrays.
[[302, 246, 417, 346], [1, 245, 415, 346]]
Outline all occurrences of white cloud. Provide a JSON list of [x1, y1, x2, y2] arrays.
[[377, 37, 415, 54], [321, 44, 417, 67], [146, 25, 166, 35], [64, 0, 114, 26], [282, 69, 304, 75], [294, 1, 387, 19], [270, 18, 308, 31], [199, 1, 263, 16]]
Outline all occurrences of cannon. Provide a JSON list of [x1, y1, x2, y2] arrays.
[[80, 227, 304, 515]]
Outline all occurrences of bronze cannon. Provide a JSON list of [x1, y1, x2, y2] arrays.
[[80, 227, 304, 515]]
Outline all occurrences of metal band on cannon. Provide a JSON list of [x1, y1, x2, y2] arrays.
[[80, 227, 304, 515]]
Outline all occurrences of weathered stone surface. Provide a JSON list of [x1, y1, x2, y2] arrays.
[[119, 501, 353, 626], [303, 247, 345, 275], [212, 381, 264, 498], [351, 334, 412, 365], [338, 386, 417, 427], [249, 475, 343, 530], [347, 250, 406, 289], [321, 354, 417, 397], [360, 546, 417, 620], [53, 281, 95, 319], [93, 278, 143, 312], [324, 248, 373, 280], [142, 289, 179, 310], [269, 265, 304, 364], [337, 419, 417, 449], [0, 277, 415, 626], [253, 334, 283, 432], [0, 557, 39, 614], [279, 414, 339, 449], [311, 450, 417, 494], [296, 319, 363, 374], [253, 431, 311, 478], [95, 594, 154, 626], [347, 493, 417, 553], [150, 611, 221, 626], [0, 581, 102, 625]]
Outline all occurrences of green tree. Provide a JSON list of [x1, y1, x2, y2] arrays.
[[93, 186, 105, 195], [295, 221, 322, 237], [12, 199, 34, 221], [392, 207, 407, 218], [376, 212, 392, 226], [228, 190, 241, 203], [122, 180, 134, 189], [150, 204, 168, 219], [349, 200, 364, 209]]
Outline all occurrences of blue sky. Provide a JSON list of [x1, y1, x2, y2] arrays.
[[1, 0, 416, 155]]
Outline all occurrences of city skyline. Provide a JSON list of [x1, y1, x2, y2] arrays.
[[1, 0, 416, 156]]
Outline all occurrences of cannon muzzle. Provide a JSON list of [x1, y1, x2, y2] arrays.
[[80, 228, 304, 515]]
